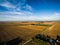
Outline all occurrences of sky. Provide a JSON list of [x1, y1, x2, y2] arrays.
[[0, 0, 60, 21]]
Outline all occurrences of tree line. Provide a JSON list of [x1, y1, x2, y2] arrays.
[[35, 34, 60, 45]]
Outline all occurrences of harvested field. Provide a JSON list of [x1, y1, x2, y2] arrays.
[[0, 21, 60, 45]]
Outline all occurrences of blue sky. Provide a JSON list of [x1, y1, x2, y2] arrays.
[[0, 0, 60, 21]]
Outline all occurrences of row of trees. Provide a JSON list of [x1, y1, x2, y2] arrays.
[[35, 34, 60, 45]]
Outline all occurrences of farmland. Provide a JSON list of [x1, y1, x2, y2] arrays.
[[0, 21, 60, 45]]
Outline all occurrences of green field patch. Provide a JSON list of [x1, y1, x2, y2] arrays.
[[31, 24, 52, 26], [32, 38, 50, 45]]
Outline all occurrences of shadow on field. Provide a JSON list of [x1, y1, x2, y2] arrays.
[[0, 37, 23, 45]]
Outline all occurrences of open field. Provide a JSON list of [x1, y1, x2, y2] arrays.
[[0, 21, 60, 45], [43, 22, 60, 39]]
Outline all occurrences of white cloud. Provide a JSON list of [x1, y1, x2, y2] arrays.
[[0, 2, 14, 8], [0, 12, 23, 15], [0, 0, 60, 21], [0, 12, 60, 21], [0, 0, 33, 12], [0, 0, 34, 21], [39, 12, 60, 21], [23, 4, 32, 11], [0, 11, 34, 21]]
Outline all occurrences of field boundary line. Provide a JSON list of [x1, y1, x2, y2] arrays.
[[22, 39, 32, 45]]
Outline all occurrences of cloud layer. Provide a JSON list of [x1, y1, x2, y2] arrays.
[[0, 0, 60, 21]]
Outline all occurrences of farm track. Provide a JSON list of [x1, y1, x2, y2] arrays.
[[21, 25, 52, 45]]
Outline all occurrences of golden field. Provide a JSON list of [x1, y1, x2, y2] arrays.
[[43, 22, 60, 39], [0, 21, 60, 43]]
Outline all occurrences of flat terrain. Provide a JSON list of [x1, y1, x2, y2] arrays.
[[0, 21, 60, 45]]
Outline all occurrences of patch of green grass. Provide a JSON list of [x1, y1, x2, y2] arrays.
[[31, 24, 52, 26], [32, 38, 50, 45]]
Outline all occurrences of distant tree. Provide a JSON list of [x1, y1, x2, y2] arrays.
[[31, 24, 35, 25]]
